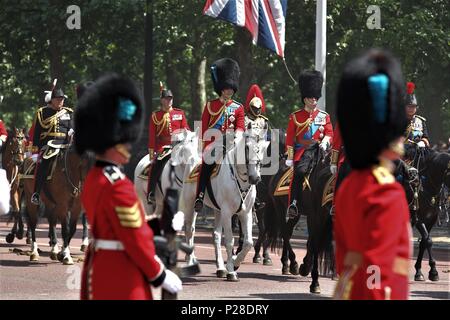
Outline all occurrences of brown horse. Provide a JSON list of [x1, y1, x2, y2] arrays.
[[22, 140, 92, 264], [2, 128, 26, 244]]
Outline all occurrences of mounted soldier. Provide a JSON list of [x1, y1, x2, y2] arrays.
[[404, 82, 430, 148], [147, 83, 190, 205], [75, 73, 182, 300], [30, 87, 74, 205], [194, 58, 245, 212], [285, 70, 333, 218]]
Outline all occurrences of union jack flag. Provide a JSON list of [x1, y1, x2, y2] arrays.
[[203, 0, 287, 58]]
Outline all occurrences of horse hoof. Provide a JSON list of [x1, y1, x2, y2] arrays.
[[428, 272, 439, 282], [282, 266, 290, 275], [63, 257, 74, 265], [50, 252, 58, 261], [414, 273, 425, 281], [290, 262, 299, 275], [310, 284, 321, 294], [16, 231, 24, 240], [30, 253, 39, 261], [299, 263, 309, 277], [5, 233, 15, 244], [226, 273, 239, 282], [263, 258, 273, 266], [253, 256, 261, 264], [216, 270, 228, 278], [26, 238, 31, 245], [57, 252, 64, 262], [80, 245, 87, 252]]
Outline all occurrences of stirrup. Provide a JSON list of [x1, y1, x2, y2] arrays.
[[255, 201, 266, 210], [287, 201, 299, 220], [147, 191, 155, 205], [194, 198, 204, 212], [31, 193, 41, 206]]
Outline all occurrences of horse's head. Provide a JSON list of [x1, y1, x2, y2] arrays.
[[243, 123, 270, 185], [4, 128, 25, 166], [171, 129, 199, 166]]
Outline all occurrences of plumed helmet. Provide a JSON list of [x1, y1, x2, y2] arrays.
[[298, 70, 323, 100], [51, 88, 66, 99], [245, 84, 266, 114], [210, 58, 240, 96], [74, 73, 144, 155], [337, 49, 408, 169], [405, 82, 418, 106]]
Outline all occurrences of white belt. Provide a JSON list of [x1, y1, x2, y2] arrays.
[[94, 239, 124, 251]]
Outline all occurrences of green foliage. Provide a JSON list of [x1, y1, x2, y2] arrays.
[[0, 0, 449, 141]]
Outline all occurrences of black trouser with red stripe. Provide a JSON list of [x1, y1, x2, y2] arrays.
[[33, 151, 51, 196], [289, 147, 317, 207], [195, 162, 215, 201]]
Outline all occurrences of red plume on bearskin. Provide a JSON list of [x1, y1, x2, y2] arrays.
[[245, 84, 266, 114], [407, 82, 415, 94]]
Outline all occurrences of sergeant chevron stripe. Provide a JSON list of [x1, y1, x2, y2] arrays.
[[115, 202, 142, 228]]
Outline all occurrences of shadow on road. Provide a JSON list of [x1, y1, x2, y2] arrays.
[[410, 290, 450, 300]]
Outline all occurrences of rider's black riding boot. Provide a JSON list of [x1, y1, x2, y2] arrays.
[[147, 159, 164, 204], [31, 157, 50, 206], [288, 168, 304, 220], [194, 162, 214, 212]]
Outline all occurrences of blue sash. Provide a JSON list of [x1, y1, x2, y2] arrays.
[[213, 101, 241, 129]]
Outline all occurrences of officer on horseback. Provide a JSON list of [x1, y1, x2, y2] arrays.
[[147, 83, 190, 205], [286, 70, 333, 218], [194, 58, 245, 212], [404, 82, 430, 148], [74, 73, 182, 300], [30, 87, 74, 205]]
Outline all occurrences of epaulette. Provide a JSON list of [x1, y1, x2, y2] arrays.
[[290, 109, 302, 116], [172, 107, 182, 111], [259, 115, 269, 121], [232, 99, 243, 106], [414, 115, 426, 121], [63, 107, 73, 113], [371, 165, 395, 185], [103, 165, 125, 185], [318, 109, 329, 116]]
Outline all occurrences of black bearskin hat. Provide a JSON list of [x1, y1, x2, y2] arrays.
[[74, 73, 144, 155], [210, 58, 240, 96], [337, 49, 408, 169], [76, 81, 94, 99], [298, 70, 323, 100], [405, 82, 417, 106]]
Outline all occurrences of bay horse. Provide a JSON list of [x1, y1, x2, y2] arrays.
[[402, 143, 450, 281], [21, 140, 92, 264], [2, 128, 26, 243], [265, 143, 335, 294]]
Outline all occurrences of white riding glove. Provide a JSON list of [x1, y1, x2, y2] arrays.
[[31, 154, 38, 162], [417, 141, 426, 148], [285, 159, 294, 167], [330, 164, 338, 175], [319, 141, 329, 152], [0, 139, 3, 148], [68, 128, 75, 137], [161, 269, 183, 294], [172, 211, 184, 232]]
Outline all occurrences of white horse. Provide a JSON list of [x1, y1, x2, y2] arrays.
[[134, 129, 199, 218], [179, 125, 269, 281]]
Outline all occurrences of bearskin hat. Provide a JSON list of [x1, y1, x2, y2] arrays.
[[210, 58, 240, 96], [298, 70, 323, 100], [405, 82, 417, 106], [337, 49, 408, 169], [245, 84, 266, 114], [74, 73, 144, 155], [76, 81, 94, 99]]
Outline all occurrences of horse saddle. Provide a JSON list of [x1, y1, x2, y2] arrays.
[[20, 157, 57, 181], [138, 147, 173, 179], [273, 167, 311, 196], [42, 140, 69, 160], [185, 163, 221, 183]]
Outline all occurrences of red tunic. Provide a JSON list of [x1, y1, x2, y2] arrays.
[[331, 122, 345, 169], [285, 108, 333, 162], [0, 120, 7, 138], [334, 166, 412, 300], [80, 162, 165, 300], [148, 107, 189, 158], [201, 99, 245, 148]]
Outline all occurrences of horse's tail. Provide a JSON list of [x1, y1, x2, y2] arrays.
[[265, 195, 285, 253]]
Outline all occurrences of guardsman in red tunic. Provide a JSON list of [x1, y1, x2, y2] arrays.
[[74, 73, 182, 300], [285, 70, 333, 218], [0, 119, 7, 149], [334, 49, 412, 300], [147, 85, 190, 204], [194, 58, 245, 212]]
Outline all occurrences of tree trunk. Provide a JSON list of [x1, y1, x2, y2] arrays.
[[190, 56, 206, 125], [235, 27, 253, 102]]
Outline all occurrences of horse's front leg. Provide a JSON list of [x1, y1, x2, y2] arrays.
[[47, 210, 59, 261], [80, 212, 89, 252], [58, 210, 74, 265], [233, 210, 253, 270], [414, 222, 427, 281], [27, 206, 40, 262], [222, 211, 238, 282], [423, 222, 439, 281], [310, 252, 321, 294], [213, 210, 227, 278], [180, 189, 197, 266]]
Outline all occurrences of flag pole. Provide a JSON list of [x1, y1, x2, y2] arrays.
[[315, 0, 327, 111]]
